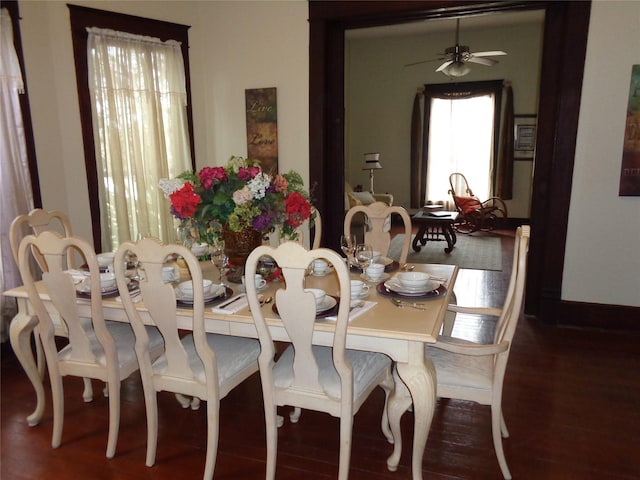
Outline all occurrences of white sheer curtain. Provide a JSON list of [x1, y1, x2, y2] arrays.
[[87, 28, 192, 251], [0, 8, 34, 339], [425, 94, 494, 204]]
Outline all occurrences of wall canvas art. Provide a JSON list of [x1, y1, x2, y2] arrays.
[[245, 88, 278, 173], [619, 65, 640, 196]]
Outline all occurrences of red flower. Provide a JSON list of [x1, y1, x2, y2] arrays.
[[199, 166, 227, 189], [284, 191, 311, 228], [170, 183, 201, 219]]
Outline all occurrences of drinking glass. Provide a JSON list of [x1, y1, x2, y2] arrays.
[[354, 243, 373, 272], [210, 239, 228, 286], [340, 234, 356, 263]]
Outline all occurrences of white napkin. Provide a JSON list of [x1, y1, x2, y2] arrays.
[[324, 300, 377, 322], [211, 294, 248, 314]]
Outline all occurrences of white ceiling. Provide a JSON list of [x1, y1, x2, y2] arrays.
[[346, 9, 545, 39]]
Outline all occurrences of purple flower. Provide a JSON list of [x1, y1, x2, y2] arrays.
[[253, 211, 274, 231]]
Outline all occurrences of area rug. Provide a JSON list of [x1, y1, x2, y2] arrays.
[[387, 233, 502, 271]]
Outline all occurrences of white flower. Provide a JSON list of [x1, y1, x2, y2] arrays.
[[247, 172, 271, 200], [158, 178, 185, 198]]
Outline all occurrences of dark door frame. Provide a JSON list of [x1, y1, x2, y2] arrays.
[[308, 1, 591, 321]]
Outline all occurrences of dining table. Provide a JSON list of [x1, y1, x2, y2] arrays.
[[4, 258, 458, 480]]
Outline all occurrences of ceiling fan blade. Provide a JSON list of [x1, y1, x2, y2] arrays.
[[467, 56, 498, 67], [435, 60, 453, 72], [472, 50, 507, 57], [404, 58, 442, 67]]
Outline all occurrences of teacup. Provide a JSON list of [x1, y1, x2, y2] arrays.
[[365, 263, 385, 280], [305, 288, 326, 306], [99, 272, 116, 290], [242, 274, 267, 290], [350, 280, 370, 298], [162, 265, 179, 282], [97, 252, 115, 271], [178, 279, 213, 297], [312, 259, 329, 275]]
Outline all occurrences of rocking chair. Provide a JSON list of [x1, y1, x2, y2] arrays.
[[449, 173, 508, 233]]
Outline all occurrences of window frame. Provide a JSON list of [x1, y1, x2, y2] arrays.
[[69, 4, 195, 253]]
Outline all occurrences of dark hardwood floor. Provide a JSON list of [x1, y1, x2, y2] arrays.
[[2, 229, 639, 479]]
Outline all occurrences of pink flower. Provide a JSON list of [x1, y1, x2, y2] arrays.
[[199, 166, 227, 189], [233, 187, 253, 205], [273, 174, 288, 193]]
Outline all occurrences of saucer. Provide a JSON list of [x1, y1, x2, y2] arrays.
[[310, 266, 334, 277], [238, 283, 268, 293], [174, 284, 226, 304], [360, 272, 390, 283], [316, 295, 337, 313]]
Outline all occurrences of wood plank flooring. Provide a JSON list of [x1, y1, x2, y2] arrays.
[[2, 230, 639, 479]]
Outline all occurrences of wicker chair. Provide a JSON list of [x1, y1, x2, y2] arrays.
[[448, 173, 508, 233]]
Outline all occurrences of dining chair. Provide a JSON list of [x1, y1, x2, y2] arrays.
[[114, 238, 260, 480], [17, 230, 164, 458], [289, 206, 322, 249], [9, 208, 93, 403], [344, 202, 412, 265], [245, 242, 395, 480], [389, 225, 530, 480]]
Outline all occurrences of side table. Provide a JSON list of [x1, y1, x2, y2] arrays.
[[411, 211, 459, 253]]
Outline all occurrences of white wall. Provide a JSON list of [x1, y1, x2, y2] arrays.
[[14, 0, 640, 308], [345, 20, 543, 218], [563, 0, 640, 307], [18, 0, 309, 245]]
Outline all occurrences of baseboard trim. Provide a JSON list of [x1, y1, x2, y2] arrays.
[[538, 297, 640, 332]]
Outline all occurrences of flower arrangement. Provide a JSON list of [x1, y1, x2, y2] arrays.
[[159, 156, 314, 245]]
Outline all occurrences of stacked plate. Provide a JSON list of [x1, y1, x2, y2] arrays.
[[76, 277, 135, 298], [384, 272, 441, 297], [175, 284, 226, 305]]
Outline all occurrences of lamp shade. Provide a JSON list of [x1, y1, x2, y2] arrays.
[[443, 61, 471, 77], [363, 152, 382, 169]]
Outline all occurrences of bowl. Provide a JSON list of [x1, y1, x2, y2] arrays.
[[97, 252, 115, 268], [304, 288, 326, 306], [178, 279, 214, 297], [191, 243, 209, 257], [99, 272, 116, 290], [396, 271, 431, 289]]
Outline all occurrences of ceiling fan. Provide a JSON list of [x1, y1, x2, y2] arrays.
[[405, 18, 507, 77]]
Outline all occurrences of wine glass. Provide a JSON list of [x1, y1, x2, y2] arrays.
[[340, 234, 356, 264], [210, 239, 228, 286], [354, 243, 373, 273]]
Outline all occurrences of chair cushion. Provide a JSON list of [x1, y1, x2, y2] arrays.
[[454, 195, 482, 214], [426, 338, 494, 393], [273, 344, 391, 399], [152, 333, 259, 385], [349, 191, 377, 205]]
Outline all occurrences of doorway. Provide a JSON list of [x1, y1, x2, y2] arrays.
[[308, 1, 592, 320]]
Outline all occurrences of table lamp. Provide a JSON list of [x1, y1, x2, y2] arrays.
[[362, 152, 382, 193]]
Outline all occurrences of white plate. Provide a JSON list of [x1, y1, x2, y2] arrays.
[[175, 284, 225, 303], [351, 289, 370, 300], [384, 279, 440, 295], [360, 272, 390, 283], [316, 295, 337, 313], [76, 277, 128, 294], [238, 283, 268, 293]]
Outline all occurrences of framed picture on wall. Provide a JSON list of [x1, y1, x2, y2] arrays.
[[514, 114, 537, 160]]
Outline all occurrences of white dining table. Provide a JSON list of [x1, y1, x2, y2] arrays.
[[4, 261, 458, 480]]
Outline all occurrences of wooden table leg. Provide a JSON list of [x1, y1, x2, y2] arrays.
[[9, 303, 46, 426], [386, 346, 437, 480]]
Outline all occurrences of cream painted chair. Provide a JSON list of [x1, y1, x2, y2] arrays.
[[17, 231, 163, 458], [344, 202, 412, 265], [388, 226, 530, 480], [245, 242, 395, 480], [294, 206, 322, 249], [114, 238, 260, 480], [9, 208, 93, 404]]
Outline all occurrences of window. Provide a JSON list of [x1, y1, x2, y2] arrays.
[[69, 5, 194, 253], [421, 80, 503, 207]]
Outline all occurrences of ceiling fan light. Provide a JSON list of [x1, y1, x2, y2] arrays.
[[444, 61, 471, 77]]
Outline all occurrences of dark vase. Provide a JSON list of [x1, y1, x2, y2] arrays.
[[222, 224, 263, 283]]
